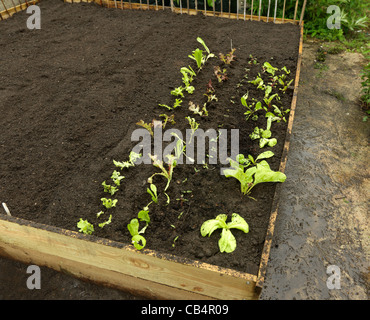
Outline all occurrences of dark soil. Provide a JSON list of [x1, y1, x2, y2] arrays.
[[0, 0, 299, 275]]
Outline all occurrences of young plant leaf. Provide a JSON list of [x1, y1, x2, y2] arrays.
[[255, 151, 275, 162], [127, 218, 139, 237], [197, 37, 210, 54], [98, 214, 112, 228], [138, 209, 150, 224], [131, 234, 146, 250], [252, 160, 286, 187], [147, 184, 158, 204], [189, 48, 203, 69], [102, 181, 118, 196], [200, 214, 227, 237], [226, 213, 249, 233], [219, 228, 236, 253], [77, 218, 94, 235], [101, 198, 118, 209]]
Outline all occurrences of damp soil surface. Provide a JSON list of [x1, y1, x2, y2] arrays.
[[0, 0, 299, 275]]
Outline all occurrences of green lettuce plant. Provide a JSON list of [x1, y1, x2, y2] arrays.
[[113, 151, 142, 169], [111, 170, 125, 186], [77, 218, 94, 235], [101, 198, 118, 209], [102, 181, 118, 196], [127, 207, 151, 250], [263, 62, 278, 76], [223, 152, 286, 198], [171, 86, 185, 98], [200, 213, 249, 253], [241, 92, 263, 121], [127, 219, 147, 250], [188, 37, 215, 70], [249, 116, 277, 148]]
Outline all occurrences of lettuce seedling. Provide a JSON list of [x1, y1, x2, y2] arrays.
[[101, 198, 118, 209], [102, 181, 118, 196], [266, 105, 290, 123], [127, 208, 151, 250], [214, 66, 228, 83], [136, 120, 154, 136], [185, 116, 200, 144], [281, 66, 291, 74], [114, 151, 142, 169], [204, 92, 218, 103], [263, 62, 279, 76], [248, 54, 258, 65], [148, 154, 176, 192], [264, 85, 273, 98], [219, 48, 236, 65], [127, 218, 147, 250], [98, 214, 112, 228], [263, 93, 280, 109], [189, 101, 203, 116], [147, 183, 158, 204], [181, 66, 196, 89], [224, 156, 286, 197], [189, 48, 203, 69], [249, 117, 277, 148], [173, 98, 183, 108], [111, 170, 125, 186], [235, 151, 275, 168], [241, 92, 263, 121], [248, 74, 264, 88], [158, 103, 172, 111], [201, 213, 249, 253], [159, 114, 175, 128], [171, 86, 185, 98], [206, 79, 215, 94], [189, 37, 215, 70], [197, 37, 215, 61], [159, 99, 183, 111], [188, 101, 208, 117], [279, 79, 294, 93], [77, 218, 94, 235], [138, 208, 150, 225]]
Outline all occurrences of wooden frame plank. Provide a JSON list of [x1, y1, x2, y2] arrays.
[[0, 215, 259, 299]]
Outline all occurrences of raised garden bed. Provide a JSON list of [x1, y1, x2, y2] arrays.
[[0, 0, 303, 299]]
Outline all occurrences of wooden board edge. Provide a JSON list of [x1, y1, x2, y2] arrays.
[[0, 215, 259, 299], [0, 237, 214, 300], [255, 22, 304, 289]]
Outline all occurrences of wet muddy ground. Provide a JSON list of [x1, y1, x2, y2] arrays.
[[0, 10, 368, 299], [260, 40, 369, 300]]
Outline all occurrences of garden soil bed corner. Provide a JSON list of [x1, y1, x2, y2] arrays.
[[0, 0, 302, 299]]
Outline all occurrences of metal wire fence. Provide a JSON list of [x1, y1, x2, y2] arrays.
[[1, 0, 307, 24]]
